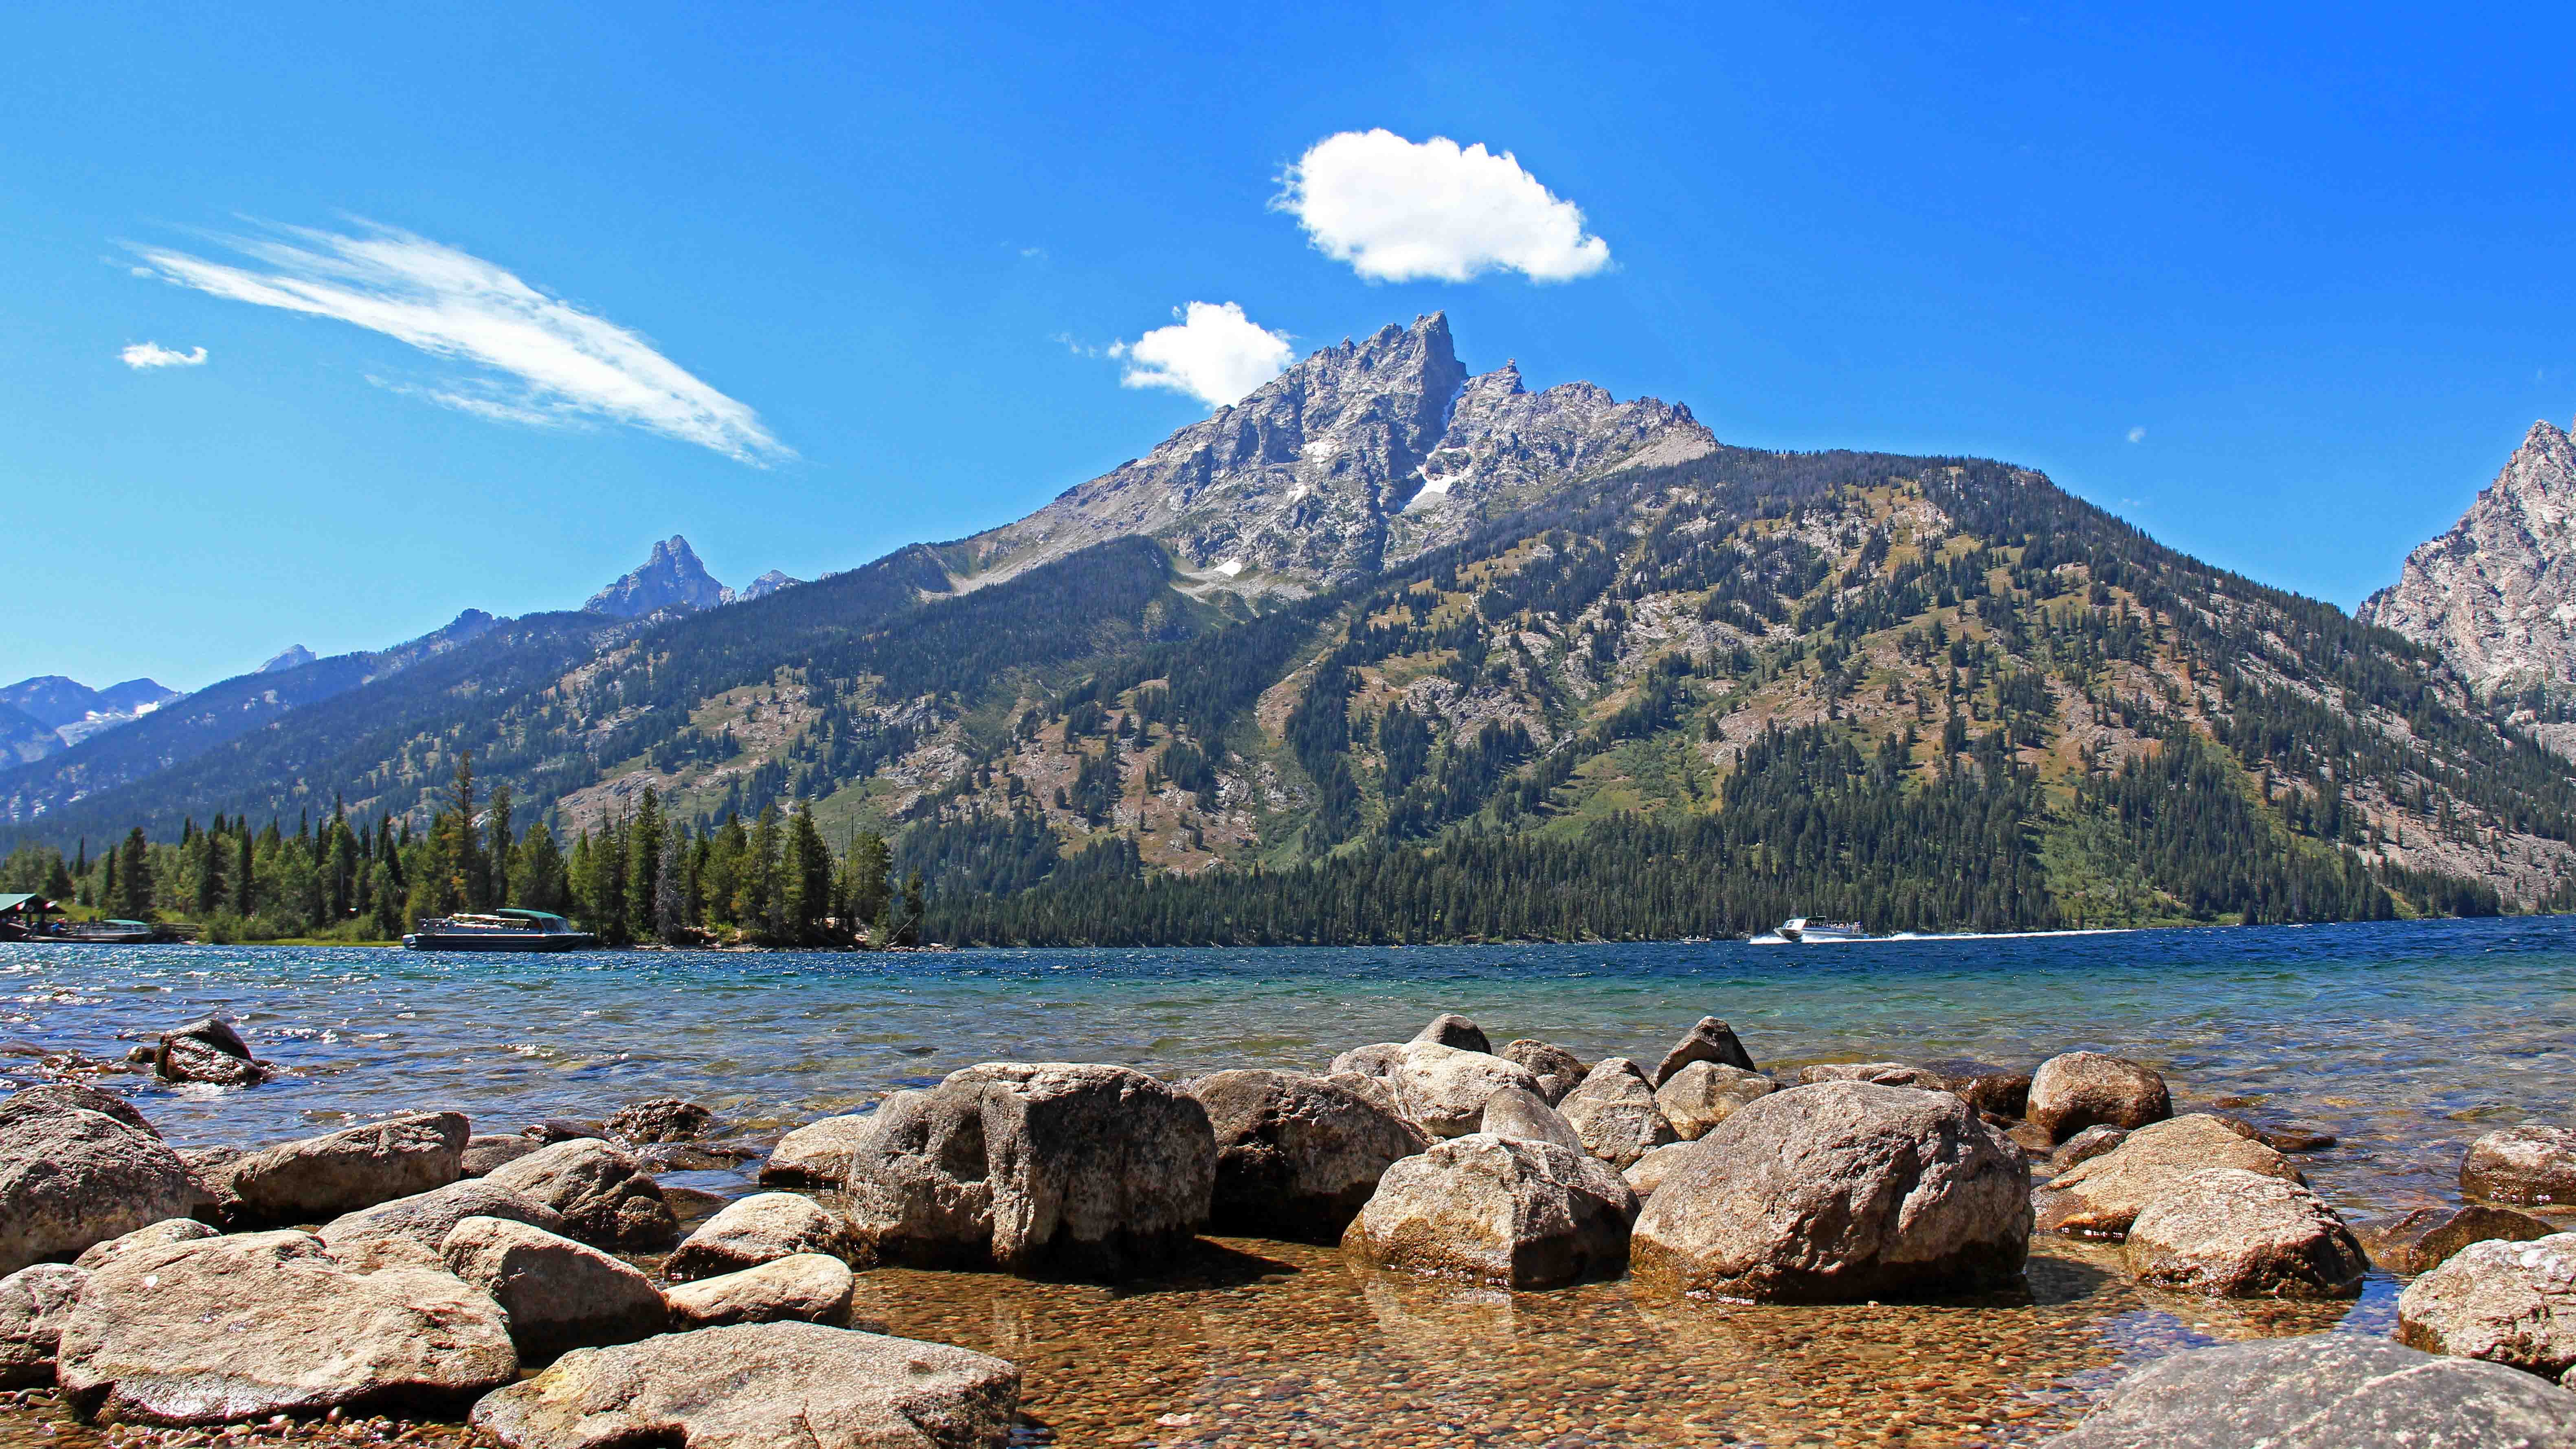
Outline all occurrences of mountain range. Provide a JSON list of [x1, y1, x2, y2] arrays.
[[7, 312, 2576, 937]]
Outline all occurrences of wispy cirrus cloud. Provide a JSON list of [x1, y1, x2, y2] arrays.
[[120, 341, 207, 369], [126, 220, 788, 464]]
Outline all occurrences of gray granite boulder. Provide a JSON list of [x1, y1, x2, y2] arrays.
[[1654, 1061, 1776, 1140], [441, 1216, 667, 1363], [2124, 1168, 2366, 1299], [605, 1097, 714, 1144], [1342, 1133, 1637, 1290], [0, 1093, 207, 1276], [71, 1218, 215, 1270], [1190, 1069, 1425, 1244], [228, 1111, 469, 1222], [55, 1229, 516, 1425], [1556, 1058, 1679, 1170], [1499, 1039, 1589, 1105], [844, 1062, 1214, 1277], [2398, 1232, 2576, 1379], [2463, 1125, 2576, 1208], [1476, 1085, 1585, 1153], [2044, 1333, 2576, 1448], [0, 1262, 86, 1388], [2049, 1124, 2129, 1172], [471, 1322, 1019, 1449], [1410, 1013, 1492, 1055], [1652, 1017, 1757, 1085], [317, 1177, 569, 1270], [1622, 1142, 1695, 1201], [1794, 1061, 1947, 1088], [2035, 1114, 2299, 1240], [154, 1017, 267, 1088], [759, 1113, 876, 1186], [7, 1083, 155, 1136], [667, 1192, 853, 1280], [2362, 1203, 2557, 1275], [665, 1253, 857, 1329], [1382, 1042, 1546, 1139], [2028, 1052, 2170, 1142], [1631, 1081, 2029, 1302], [485, 1137, 678, 1251]]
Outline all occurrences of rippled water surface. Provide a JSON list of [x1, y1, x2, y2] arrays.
[[7, 917, 2576, 1446]]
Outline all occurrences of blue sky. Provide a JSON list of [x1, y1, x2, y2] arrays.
[[6, 2, 2573, 690]]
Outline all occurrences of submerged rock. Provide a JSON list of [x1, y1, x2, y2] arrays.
[[154, 1018, 267, 1088], [484, 1137, 678, 1252], [2462, 1125, 2576, 1207], [228, 1111, 469, 1223], [1410, 1013, 1492, 1055], [470, 1322, 1019, 1449], [2045, 1333, 2576, 1447], [441, 1216, 667, 1363], [1342, 1133, 1636, 1290], [1630, 1081, 2030, 1302], [1651, 1018, 1757, 1085], [665, 1253, 858, 1329], [1556, 1058, 1679, 1170], [2361, 1203, 2556, 1275], [1190, 1069, 1425, 1244], [55, 1229, 516, 1425], [668, 1192, 853, 1280], [0, 1262, 86, 1389], [1653, 1062, 1776, 1140], [2398, 1232, 2576, 1379], [605, 1097, 715, 1144], [844, 1062, 1214, 1277], [2028, 1052, 2170, 1142], [1499, 1040, 1589, 1105], [0, 1092, 208, 1276], [760, 1113, 877, 1186], [2123, 1168, 2366, 1299], [2034, 1115, 2298, 1240]]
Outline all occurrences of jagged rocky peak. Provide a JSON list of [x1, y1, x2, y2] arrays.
[[951, 313, 1713, 591], [584, 535, 735, 617], [739, 569, 802, 601], [2359, 418, 2576, 707], [256, 645, 317, 674]]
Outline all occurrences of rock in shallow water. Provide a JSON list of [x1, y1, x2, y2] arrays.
[[668, 1192, 852, 1280], [227, 1111, 469, 1223], [484, 1137, 678, 1252], [1653, 1061, 1775, 1140], [2122, 1168, 2366, 1299], [605, 1097, 715, 1144], [760, 1113, 876, 1186], [55, 1229, 516, 1425], [468, 1321, 1020, 1449], [2049, 1124, 2129, 1172], [2043, 1332, 2576, 1447], [1343, 1041, 1544, 1141], [1410, 1013, 1491, 1055], [2361, 1203, 2556, 1276], [441, 1215, 667, 1363], [1342, 1133, 1636, 1290], [2462, 1124, 2576, 1207], [154, 1018, 266, 1088], [1630, 1081, 2029, 1302], [2398, 1232, 2576, 1379], [0, 1093, 208, 1276], [1652, 1017, 1757, 1085], [2028, 1052, 2171, 1142], [2034, 1114, 2299, 1240], [845, 1062, 1214, 1277], [1621, 1141, 1694, 1200], [1499, 1039, 1588, 1105], [317, 1178, 568, 1270], [665, 1253, 858, 1328], [1476, 1084, 1585, 1153], [1556, 1058, 1678, 1170], [0, 1262, 86, 1389], [1190, 1069, 1425, 1244], [461, 1134, 540, 1177]]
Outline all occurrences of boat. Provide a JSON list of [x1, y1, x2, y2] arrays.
[[402, 908, 599, 952], [1757, 916, 1873, 944], [45, 918, 170, 944]]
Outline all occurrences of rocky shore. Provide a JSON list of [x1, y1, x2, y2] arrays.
[[7, 1012, 2576, 1446]]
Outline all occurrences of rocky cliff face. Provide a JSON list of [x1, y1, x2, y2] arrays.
[[2359, 420, 2576, 709], [585, 536, 734, 617], [949, 313, 1711, 594]]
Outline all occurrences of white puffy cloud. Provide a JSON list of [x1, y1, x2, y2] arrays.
[[127, 220, 787, 464], [2127, 426, 2147, 443], [120, 341, 207, 369], [1109, 302, 1293, 408], [1276, 130, 1612, 284]]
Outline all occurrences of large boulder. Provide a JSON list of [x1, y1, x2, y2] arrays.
[[760, 1113, 877, 1186], [441, 1216, 667, 1364], [1381, 1042, 1546, 1139], [1555, 1058, 1679, 1170], [667, 1192, 853, 1281], [1410, 1013, 1491, 1055], [2361, 1203, 2557, 1276], [1653, 1062, 1776, 1140], [2034, 1114, 2299, 1240], [1499, 1040, 1588, 1105], [1630, 1081, 2029, 1302], [55, 1229, 516, 1425], [2398, 1232, 2576, 1379], [227, 1111, 469, 1223], [2123, 1168, 2366, 1299], [2044, 1333, 2576, 1448], [1189, 1070, 1425, 1244], [604, 1097, 714, 1144], [485, 1137, 678, 1251], [2462, 1125, 2576, 1207], [7, 1083, 155, 1136], [73, 1218, 215, 1270], [2027, 1052, 2170, 1142], [0, 1262, 86, 1389], [318, 1178, 570, 1270], [155, 1018, 267, 1088], [1651, 1017, 1756, 1085], [471, 1322, 1019, 1449], [1622, 1142, 1695, 1201], [665, 1254, 857, 1329], [843, 1063, 1214, 1277], [1342, 1133, 1636, 1290], [1476, 1085, 1585, 1153], [0, 1093, 208, 1275]]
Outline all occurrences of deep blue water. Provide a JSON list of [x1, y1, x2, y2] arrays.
[[9, 916, 2575, 1216]]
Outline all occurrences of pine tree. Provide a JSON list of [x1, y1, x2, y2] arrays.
[[115, 828, 153, 918], [487, 786, 514, 907], [625, 789, 664, 944]]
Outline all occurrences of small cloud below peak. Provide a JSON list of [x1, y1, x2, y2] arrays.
[[1108, 302, 1292, 409], [121, 341, 207, 369]]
